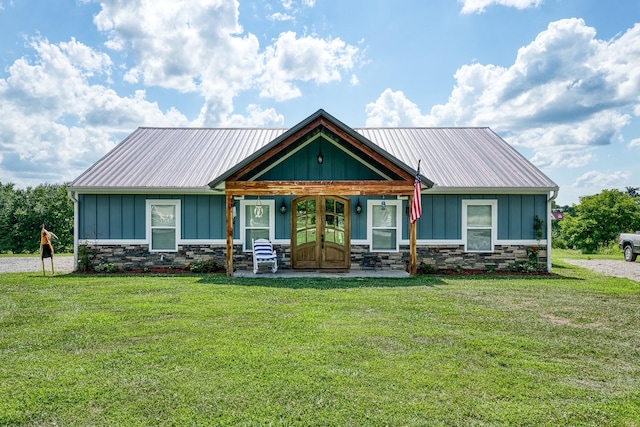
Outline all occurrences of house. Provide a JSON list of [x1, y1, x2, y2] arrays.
[[68, 109, 559, 275]]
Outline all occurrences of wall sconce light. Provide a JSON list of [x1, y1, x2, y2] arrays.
[[280, 199, 287, 214], [317, 150, 324, 164], [355, 198, 362, 214], [381, 196, 386, 210]]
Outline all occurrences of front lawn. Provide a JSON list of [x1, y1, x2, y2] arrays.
[[1, 264, 639, 425]]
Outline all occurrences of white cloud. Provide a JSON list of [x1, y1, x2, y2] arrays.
[[268, 12, 293, 22], [259, 31, 361, 102], [365, 89, 432, 127], [573, 170, 631, 190], [460, 0, 543, 14], [630, 138, 640, 148], [0, 37, 188, 187], [366, 19, 640, 171], [92, 0, 360, 123], [222, 104, 285, 127]]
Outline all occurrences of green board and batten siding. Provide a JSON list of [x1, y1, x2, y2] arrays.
[[408, 193, 547, 240], [79, 193, 547, 242], [79, 194, 228, 240]]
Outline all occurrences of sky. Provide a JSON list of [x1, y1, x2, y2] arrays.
[[1, 0, 639, 206]]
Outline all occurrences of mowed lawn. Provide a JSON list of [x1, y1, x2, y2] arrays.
[[1, 262, 639, 426]]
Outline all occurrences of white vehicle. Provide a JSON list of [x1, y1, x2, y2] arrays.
[[618, 232, 640, 262]]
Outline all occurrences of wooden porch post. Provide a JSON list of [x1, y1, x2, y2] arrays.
[[409, 194, 418, 276], [226, 193, 234, 277]]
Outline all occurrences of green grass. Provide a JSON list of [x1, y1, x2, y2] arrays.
[[1, 265, 639, 425], [553, 248, 624, 261]]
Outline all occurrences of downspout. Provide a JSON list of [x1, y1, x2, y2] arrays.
[[547, 190, 559, 273], [67, 190, 79, 272]]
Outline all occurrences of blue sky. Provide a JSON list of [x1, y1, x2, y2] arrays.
[[1, 0, 639, 206]]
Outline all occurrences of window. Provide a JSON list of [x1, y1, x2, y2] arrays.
[[241, 199, 275, 251], [368, 200, 401, 252], [463, 200, 497, 252], [147, 200, 180, 252]]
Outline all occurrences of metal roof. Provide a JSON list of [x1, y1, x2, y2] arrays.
[[70, 117, 558, 192], [71, 127, 288, 190], [356, 127, 558, 190]]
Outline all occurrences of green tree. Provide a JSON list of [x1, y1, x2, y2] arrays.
[[0, 182, 73, 253], [560, 189, 640, 253]]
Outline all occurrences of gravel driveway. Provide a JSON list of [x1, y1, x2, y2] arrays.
[[562, 259, 640, 282], [0, 256, 75, 274]]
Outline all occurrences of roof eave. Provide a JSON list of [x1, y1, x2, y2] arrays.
[[427, 186, 559, 194], [67, 186, 223, 195]]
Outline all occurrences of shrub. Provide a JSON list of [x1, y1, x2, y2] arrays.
[[94, 262, 116, 273], [417, 262, 436, 274], [77, 245, 95, 272], [187, 258, 225, 273]]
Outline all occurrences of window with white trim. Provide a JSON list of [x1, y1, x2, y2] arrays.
[[368, 200, 401, 252], [241, 199, 275, 252], [462, 200, 497, 252], [147, 199, 180, 252]]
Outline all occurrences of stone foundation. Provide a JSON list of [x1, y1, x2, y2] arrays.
[[79, 243, 547, 272], [415, 244, 547, 271]]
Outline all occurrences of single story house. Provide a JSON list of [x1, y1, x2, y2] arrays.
[[68, 109, 559, 275]]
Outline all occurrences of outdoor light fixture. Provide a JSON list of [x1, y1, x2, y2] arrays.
[[317, 150, 324, 164], [381, 196, 386, 210], [280, 199, 287, 214], [355, 198, 362, 214]]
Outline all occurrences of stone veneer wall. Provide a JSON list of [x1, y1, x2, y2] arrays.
[[81, 243, 547, 272], [414, 244, 548, 271]]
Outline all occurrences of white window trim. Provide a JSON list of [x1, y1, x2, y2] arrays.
[[146, 199, 181, 252], [240, 199, 275, 252], [367, 199, 401, 252], [462, 199, 497, 253]]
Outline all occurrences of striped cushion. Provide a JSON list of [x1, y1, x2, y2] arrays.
[[254, 241, 276, 260]]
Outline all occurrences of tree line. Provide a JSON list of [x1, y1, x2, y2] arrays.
[[553, 187, 640, 253], [0, 182, 74, 254]]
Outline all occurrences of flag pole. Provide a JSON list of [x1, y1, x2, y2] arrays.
[[409, 160, 422, 276]]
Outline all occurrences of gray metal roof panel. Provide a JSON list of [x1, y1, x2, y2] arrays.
[[70, 127, 288, 189], [355, 127, 558, 190], [70, 125, 557, 191]]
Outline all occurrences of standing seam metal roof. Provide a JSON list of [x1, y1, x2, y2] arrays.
[[70, 126, 557, 191]]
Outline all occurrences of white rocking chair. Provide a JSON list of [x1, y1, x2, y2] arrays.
[[252, 238, 278, 274]]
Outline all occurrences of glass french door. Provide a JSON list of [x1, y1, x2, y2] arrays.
[[291, 196, 350, 269]]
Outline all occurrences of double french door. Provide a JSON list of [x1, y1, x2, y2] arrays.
[[291, 196, 350, 269]]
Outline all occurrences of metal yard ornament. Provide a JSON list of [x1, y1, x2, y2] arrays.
[[40, 225, 58, 276]]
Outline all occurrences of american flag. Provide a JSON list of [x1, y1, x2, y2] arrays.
[[410, 161, 422, 223]]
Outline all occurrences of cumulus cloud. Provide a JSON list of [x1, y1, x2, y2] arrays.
[[366, 18, 640, 170], [573, 170, 631, 189], [259, 31, 361, 101], [222, 104, 285, 127], [630, 138, 640, 148], [460, 0, 543, 14], [0, 37, 188, 187], [91, 0, 360, 124], [365, 89, 432, 127]]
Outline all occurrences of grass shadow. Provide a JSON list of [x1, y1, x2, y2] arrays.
[[197, 274, 447, 290]]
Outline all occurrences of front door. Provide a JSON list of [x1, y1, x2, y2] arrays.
[[292, 196, 351, 269]]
